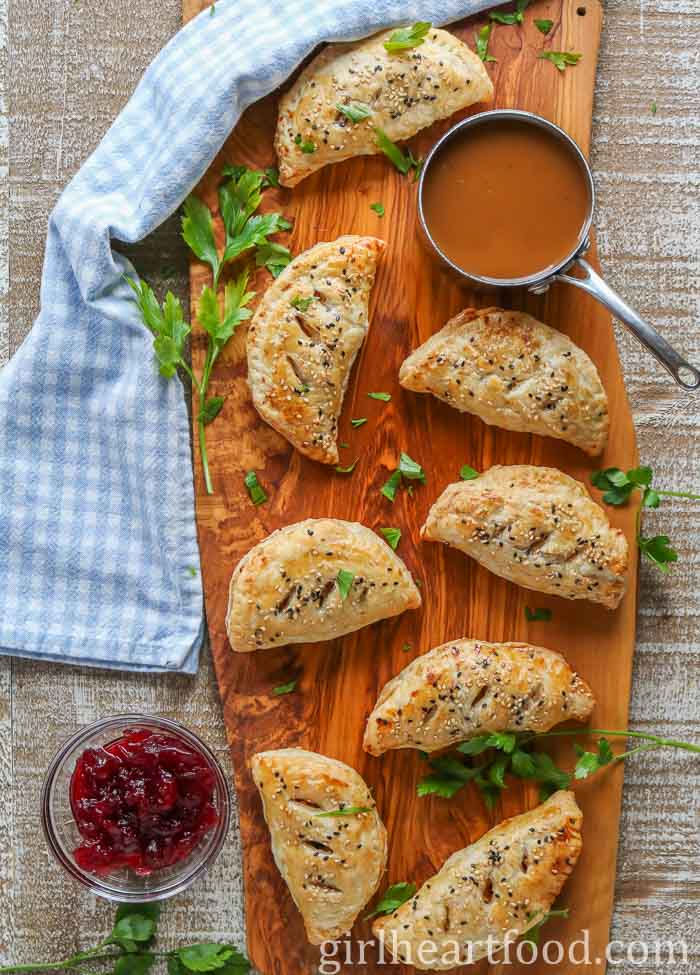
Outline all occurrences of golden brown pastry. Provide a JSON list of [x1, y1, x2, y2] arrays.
[[364, 639, 595, 755], [252, 748, 387, 944], [226, 518, 421, 652], [275, 28, 493, 187], [373, 790, 582, 970], [247, 235, 384, 465], [422, 465, 628, 609], [399, 307, 609, 456]]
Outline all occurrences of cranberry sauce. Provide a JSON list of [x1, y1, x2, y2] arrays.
[[70, 728, 219, 875]]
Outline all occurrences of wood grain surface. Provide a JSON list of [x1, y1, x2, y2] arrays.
[[182, 2, 641, 972], [1, 2, 698, 975]]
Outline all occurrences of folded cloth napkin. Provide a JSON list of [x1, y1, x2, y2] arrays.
[[0, 0, 492, 673]]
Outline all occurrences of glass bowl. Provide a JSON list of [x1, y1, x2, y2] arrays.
[[41, 714, 231, 902]]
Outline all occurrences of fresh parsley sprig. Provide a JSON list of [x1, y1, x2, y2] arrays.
[[417, 728, 700, 809], [183, 166, 291, 287], [127, 272, 255, 495], [592, 465, 700, 572], [0, 903, 250, 975]]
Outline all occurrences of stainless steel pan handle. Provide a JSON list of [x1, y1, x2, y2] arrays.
[[554, 257, 700, 391]]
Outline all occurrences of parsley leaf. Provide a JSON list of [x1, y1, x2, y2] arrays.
[[182, 196, 220, 283], [255, 241, 292, 277], [365, 882, 417, 920], [199, 397, 224, 425], [336, 568, 355, 600], [651, 101, 658, 115], [399, 452, 426, 482], [244, 470, 267, 506], [380, 527, 402, 550], [263, 166, 280, 188], [114, 955, 154, 975], [592, 464, 699, 572], [490, 0, 532, 25], [374, 127, 422, 178], [460, 464, 480, 480], [510, 748, 537, 778], [368, 391, 391, 401], [381, 470, 402, 502], [177, 945, 248, 973], [335, 458, 359, 474], [370, 202, 385, 216], [574, 738, 615, 780], [417, 756, 480, 798], [638, 534, 678, 572], [125, 279, 190, 380], [524, 607, 552, 622], [290, 295, 313, 312], [534, 17, 553, 33], [199, 272, 255, 352], [336, 101, 373, 122], [111, 913, 157, 946], [313, 806, 372, 818], [294, 133, 316, 153], [351, 417, 368, 428], [538, 50, 582, 71], [475, 24, 496, 62], [272, 680, 297, 696], [384, 21, 431, 52]]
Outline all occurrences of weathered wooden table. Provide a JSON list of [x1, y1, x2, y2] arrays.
[[0, 2, 697, 971]]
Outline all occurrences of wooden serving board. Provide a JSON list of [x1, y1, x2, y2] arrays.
[[183, 1, 639, 971]]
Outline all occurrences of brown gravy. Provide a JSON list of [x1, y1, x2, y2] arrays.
[[421, 119, 590, 280]]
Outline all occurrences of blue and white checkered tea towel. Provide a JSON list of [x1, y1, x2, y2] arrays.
[[0, 0, 491, 673]]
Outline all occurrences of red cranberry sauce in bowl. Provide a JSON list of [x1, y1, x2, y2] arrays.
[[41, 715, 230, 902], [70, 727, 220, 875]]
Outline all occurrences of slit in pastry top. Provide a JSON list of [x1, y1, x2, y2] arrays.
[[399, 307, 609, 456], [364, 639, 595, 756], [247, 235, 384, 465], [226, 518, 421, 652], [275, 28, 494, 187], [372, 790, 583, 970], [251, 748, 388, 945], [422, 465, 629, 609]]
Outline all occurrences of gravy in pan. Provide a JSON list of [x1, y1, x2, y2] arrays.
[[421, 119, 590, 281]]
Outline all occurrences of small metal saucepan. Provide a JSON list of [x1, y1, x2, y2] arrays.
[[418, 109, 700, 392]]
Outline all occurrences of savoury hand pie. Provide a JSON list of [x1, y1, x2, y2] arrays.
[[399, 307, 609, 456], [226, 518, 421, 652], [275, 28, 494, 187], [422, 465, 628, 609], [372, 790, 582, 970], [252, 748, 387, 944], [247, 235, 384, 465], [364, 639, 595, 756]]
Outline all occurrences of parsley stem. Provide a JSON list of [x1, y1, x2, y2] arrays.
[[0, 947, 118, 972], [524, 729, 700, 754], [655, 489, 700, 501], [199, 418, 214, 495]]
